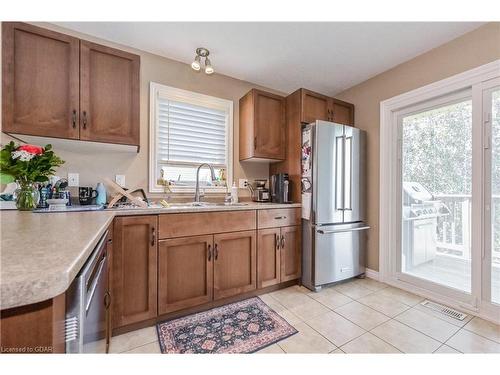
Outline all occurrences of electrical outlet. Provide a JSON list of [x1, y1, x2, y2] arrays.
[[115, 174, 126, 187], [68, 173, 79, 187], [238, 179, 248, 189]]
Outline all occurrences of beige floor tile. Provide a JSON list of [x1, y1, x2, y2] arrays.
[[270, 287, 313, 309], [289, 298, 331, 321], [378, 287, 424, 306], [123, 341, 161, 354], [306, 311, 365, 347], [308, 289, 353, 309], [330, 348, 345, 354], [333, 281, 374, 299], [260, 294, 287, 313], [256, 344, 285, 354], [446, 329, 500, 353], [395, 308, 460, 342], [109, 326, 158, 353], [353, 278, 388, 292], [371, 320, 441, 353], [358, 293, 410, 317], [434, 344, 461, 353], [463, 317, 500, 343], [277, 322, 336, 353], [277, 309, 303, 327], [341, 332, 401, 353], [413, 302, 473, 327], [334, 301, 390, 330]]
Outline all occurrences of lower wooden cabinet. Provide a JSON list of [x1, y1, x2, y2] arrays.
[[257, 225, 301, 288], [112, 215, 158, 329], [213, 231, 257, 300], [158, 235, 213, 315]]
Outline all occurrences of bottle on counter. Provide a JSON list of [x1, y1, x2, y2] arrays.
[[231, 181, 238, 204], [95, 182, 107, 205]]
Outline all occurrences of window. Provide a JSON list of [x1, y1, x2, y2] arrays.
[[149, 83, 233, 193]]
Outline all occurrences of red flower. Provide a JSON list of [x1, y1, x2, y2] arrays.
[[18, 144, 43, 155]]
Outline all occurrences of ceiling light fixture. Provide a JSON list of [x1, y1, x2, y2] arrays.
[[192, 47, 214, 75]]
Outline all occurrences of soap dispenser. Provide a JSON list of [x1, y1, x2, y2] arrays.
[[231, 181, 238, 203]]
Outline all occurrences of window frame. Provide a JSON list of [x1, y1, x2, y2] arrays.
[[149, 82, 233, 194]]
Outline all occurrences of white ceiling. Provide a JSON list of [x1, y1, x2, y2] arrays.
[[55, 22, 484, 96]]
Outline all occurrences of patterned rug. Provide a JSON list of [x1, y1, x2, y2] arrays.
[[156, 297, 297, 354]]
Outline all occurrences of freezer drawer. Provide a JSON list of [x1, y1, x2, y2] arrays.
[[314, 223, 368, 286]]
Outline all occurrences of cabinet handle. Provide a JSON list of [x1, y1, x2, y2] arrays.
[[214, 243, 219, 260], [82, 110, 88, 129], [274, 216, 286, 220], [104, 291, 111, 309], [280, 235, 285, 249], [254, 137, 257, 150], [72, 110, 77, 128], [151, 226, 155, 246], [275, 233, 280, 250], [207, 244, 212, 261]]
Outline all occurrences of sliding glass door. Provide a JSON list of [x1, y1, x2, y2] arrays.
[[397, 91, 473, 299], [484, 81, 500, 308]]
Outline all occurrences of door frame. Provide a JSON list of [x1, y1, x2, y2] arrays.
[[379, 59, 500, 324]]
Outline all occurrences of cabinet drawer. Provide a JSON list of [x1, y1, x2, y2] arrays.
[[159, 210, 256, 239], [257, 208, 301, 229]]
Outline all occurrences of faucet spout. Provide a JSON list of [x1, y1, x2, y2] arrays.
[[194, 163, 216, 203]]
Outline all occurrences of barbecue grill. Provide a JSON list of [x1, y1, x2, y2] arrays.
[[402, 182, 450, 268]]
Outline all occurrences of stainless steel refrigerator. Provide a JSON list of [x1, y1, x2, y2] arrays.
[[301, 120, 369, 291]]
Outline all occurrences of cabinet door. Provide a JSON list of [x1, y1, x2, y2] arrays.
[[280, 226, 302, 282], [329, 98, 354, 125], [112, 216, 157, 328], [213, 231, 257, 300], [80, 41, 140, 146], [257, 228, 281, 288], [158, 235, 214, 314], [254, 90, 286, 160], [301, 89, 329, 123], [2, 22, 80, 139]]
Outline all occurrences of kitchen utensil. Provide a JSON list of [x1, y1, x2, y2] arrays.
[[79, 187, 97, 206]]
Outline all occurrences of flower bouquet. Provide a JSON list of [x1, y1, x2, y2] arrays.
[[0, 142, 64, 210]]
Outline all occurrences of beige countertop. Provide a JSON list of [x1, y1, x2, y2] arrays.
[[0, 202, 300, 310]]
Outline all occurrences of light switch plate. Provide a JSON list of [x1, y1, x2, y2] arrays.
[[238, 179, 248, 189], [115, 175, 126, 187], [68, 173, 79, 187]]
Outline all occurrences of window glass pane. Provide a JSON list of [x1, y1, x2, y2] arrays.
[[161, 165, 225, 187], [491, 89, 500, 304], [401, 98, 472, 293]]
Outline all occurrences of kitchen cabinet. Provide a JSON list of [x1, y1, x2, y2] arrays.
[[213, 231, 257, 300], [2, 22, 140, 148], [2, 22, 80, 139], [270, 88, 354, 202], [112, 215, 157, 329], [158, 235, 213, 314], [257, 227, 281, 288], [80, 41, 140, 145], [280, 225, 302, 282], [239, 89, 286, 162]]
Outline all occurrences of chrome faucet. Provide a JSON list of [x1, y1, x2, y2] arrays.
[[194, 163, 216, 203]]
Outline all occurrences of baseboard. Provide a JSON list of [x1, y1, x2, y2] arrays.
[[364, 268, 379, 281]]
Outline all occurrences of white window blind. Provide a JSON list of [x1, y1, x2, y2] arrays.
[[149, 82, 233, 193], [157, 98, 227, 166]]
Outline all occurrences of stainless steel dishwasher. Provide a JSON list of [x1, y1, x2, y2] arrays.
[[65, 230, 110, 353]]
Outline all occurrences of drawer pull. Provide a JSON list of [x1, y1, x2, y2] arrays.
[[274, 216, 287, 220]]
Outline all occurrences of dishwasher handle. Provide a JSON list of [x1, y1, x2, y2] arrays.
[[85, 254, 106, 314]]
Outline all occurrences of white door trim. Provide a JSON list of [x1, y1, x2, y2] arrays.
[[379, 59, 500, 323]]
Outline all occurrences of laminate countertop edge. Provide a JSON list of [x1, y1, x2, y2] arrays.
[[0, 203, 301, 310]]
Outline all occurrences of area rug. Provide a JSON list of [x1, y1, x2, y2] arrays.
[[156, 297, 297, 354]]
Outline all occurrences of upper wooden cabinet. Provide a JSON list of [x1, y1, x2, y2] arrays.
[[1, 22, 140, 147], [2, 22, 80, 139], [300, 88, 354, 125], [239, 89, 286, 162], [80, 41, 140, 145], [112, 215, 157, 329]]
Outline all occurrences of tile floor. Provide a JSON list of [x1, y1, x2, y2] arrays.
[[109, 278, 500, 354]]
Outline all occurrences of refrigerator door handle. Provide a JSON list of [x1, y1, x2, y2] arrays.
[[335, 135, 344, 211], [317, 226, 370, 234], [344, 136, 353, 211]]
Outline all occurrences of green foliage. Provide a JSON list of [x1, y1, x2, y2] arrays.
[[0, 141, 65, 185]]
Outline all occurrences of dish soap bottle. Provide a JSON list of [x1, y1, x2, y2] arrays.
[[95, 182, 107, 205], [231, 181, 238, 204]]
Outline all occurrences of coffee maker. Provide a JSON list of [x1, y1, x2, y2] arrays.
[[271, 173, 291, 203], [248, 179, 270, 202]]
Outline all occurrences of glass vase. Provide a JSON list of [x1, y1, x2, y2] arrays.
[[15, 182, 40, 211]]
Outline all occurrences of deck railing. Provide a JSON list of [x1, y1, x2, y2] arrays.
[[434, 194, 500, 267]]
